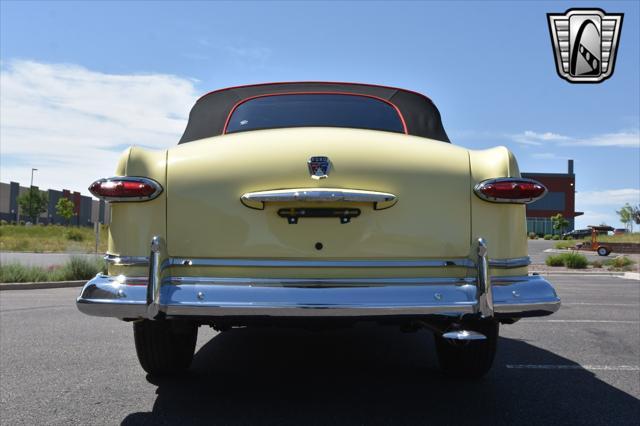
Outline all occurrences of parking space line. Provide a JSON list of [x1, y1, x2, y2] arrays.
[[524, 319, 639, 323], [506, 364, 640, 371], [562, 303, 639, 307]]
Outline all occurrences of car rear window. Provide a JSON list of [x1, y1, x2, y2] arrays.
[[225, 94, 405, 134]]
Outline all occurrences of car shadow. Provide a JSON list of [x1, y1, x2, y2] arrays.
[[121, 325, 639, 425]]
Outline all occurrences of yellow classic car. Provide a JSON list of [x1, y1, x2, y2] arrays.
[[77, 82, 560, 378]]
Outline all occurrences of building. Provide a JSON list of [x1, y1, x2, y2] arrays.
[[0, 182, 109, 226], [522, 159, 583, 235]]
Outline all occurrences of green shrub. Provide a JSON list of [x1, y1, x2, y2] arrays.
[[590, 260, 603, 268], [563, 252, 588, 269], [54, 256, 104, 280], [545, 255, 565, 267], [555, 240, 574, 249], [0, 219, 7, 226], [64, 228, 85, 241], [545, 252, 588, 269], [605, 256, 635, 269], [543, 234, 552, 240], [565, 236, 574, 240], [552, 235, 560, 240], [0, 263, 50, 282], [0, 256, 105, 283], [528, 232, 537, 239]]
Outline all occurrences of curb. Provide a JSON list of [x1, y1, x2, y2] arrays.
[[622, 272, 640, 281], [0, 280, 85, 291], [531, 271, 625, 276]]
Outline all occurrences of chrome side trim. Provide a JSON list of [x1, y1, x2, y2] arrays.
[[474, 177, 548, 204], [164, 258, 476, 269], [489, 256, 531, 269], [75, 273, 560, 319], [88, 176, 163, 202], [104, 254, 150, 266], [166, 276, 476, 287], [240, 188, 398, 210], [107, 255, 482, 270], [476, 238, 493, 318]]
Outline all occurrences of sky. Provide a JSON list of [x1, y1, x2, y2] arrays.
[[1, 0, 639, 228]]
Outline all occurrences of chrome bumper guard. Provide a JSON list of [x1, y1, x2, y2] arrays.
[[77, 237, 559, 320]]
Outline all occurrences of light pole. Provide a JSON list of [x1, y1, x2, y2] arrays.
[[29, 168, 38, 223]]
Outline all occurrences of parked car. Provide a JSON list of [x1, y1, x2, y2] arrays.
[[77, 82, 560, 378], [562, 229, 592, 239]]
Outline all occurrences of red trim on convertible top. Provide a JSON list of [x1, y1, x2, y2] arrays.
[[197, 81, 433, 103], [222, 92, 409, 135]]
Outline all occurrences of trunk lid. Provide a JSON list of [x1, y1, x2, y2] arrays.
[[166, 127, 471, 259]]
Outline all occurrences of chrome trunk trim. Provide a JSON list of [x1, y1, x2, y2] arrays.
[[240, 188, 398, 210], [163, 258, 476, 269], [106, 255, 525, 269]]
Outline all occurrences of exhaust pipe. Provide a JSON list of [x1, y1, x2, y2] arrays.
[[442, 330, 487, 341]]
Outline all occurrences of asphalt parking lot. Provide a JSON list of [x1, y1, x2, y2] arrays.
[[1, 275, 639, 425]]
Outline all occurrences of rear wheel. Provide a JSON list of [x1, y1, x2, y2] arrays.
[[133, 320, 198, 376], [597, 246, 610, 256], [434, 320, 499, 379]]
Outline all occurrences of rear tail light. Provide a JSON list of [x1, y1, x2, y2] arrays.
[[474, 178, 547, 204], [89, 177, 162, 202]]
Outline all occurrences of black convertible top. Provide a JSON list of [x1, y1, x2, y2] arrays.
[[178, 82, 450, 143]]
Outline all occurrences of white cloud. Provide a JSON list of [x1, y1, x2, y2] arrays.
[[576, 188, 640, 207], [511, 130, 571, 146], [0, 60, 198, 194], [530, 152, 570, 160], [574, 131, 640, 147], [511, 130, 640, 148]]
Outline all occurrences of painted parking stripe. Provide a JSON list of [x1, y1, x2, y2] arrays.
[[523, 319, 639, 324], [507, 364, 640, 371], [562, 303, 639, 307]]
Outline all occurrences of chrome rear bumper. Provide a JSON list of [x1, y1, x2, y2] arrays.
[[77, 236, 559, 320], [76, 274, 559, 319]]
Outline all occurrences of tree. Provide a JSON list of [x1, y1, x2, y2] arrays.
[[55, 198, 76, 225], [550, 213, 569, 236], [17, 188, 48, 224], [633, 204, 640, 226], [616, 203, 634, 232]]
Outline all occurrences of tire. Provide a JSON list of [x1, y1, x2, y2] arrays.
[[434, 320, 499, 379], [597, 247, 610, 256], [133, 320, 198, 376]]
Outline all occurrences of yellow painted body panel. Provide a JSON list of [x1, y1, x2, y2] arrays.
[[166, 128, 471, 259], [107, 127, 528, 278]]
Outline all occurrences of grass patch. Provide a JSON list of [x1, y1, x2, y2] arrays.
[[590, 260, 603, 268], [555, 240, 576, 249], [596, 233, 640, 243], [545, 252, 588, 269], [604, 256, 636, 270], [545, 255, 566, 267], [0, 256, 106, 283], [0, 224, 107, 253]]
